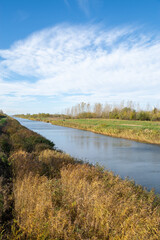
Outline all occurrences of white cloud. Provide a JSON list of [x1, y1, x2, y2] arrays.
[[0, 24, 160, 113]]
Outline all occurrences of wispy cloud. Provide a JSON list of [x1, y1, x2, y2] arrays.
[[77, 0, 90, 16], [0, 24, 160, 113], [64, 0, 70, 8]]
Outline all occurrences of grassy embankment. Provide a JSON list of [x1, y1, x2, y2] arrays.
[[1, 115, 160, 239], [17, 115, 160, 145], [43, 119, 158, 145], [50, 118, 160, 144]]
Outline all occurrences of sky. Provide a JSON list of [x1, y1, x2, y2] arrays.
[[0, 0, 160, 114]]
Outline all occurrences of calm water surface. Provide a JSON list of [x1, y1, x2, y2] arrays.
[[15, 118, 160, 193]]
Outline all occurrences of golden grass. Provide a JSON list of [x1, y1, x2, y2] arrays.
[[14, 173, 63, 239], [38, 149, 75, 177], [9, 151, 42, 180], [11, 149, 160, 239], [60, 164, 160, 239]]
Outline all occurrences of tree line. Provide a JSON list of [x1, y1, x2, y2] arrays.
[[63, 102, 160, 121], [15, 102, 160, 121]]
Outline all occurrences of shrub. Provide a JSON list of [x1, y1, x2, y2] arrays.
[[136, 111, 151, 121], [9, 151, 42, 180], [0, 134, 11, 155], [38, 149, 75, 178]]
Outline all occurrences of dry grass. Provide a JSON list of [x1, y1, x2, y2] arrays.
[[38, 149, 75, 178], [14, 173, 62, 239], [60, 164, 160, 239], [12, 149, 160, 239], [9, 151, 42, 180]]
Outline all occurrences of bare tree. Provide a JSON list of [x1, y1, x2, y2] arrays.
[[94, 103, 103, 117], [86, 103, 91, 113], [80, 102, 86, 113], [103, 103, 111, 118]]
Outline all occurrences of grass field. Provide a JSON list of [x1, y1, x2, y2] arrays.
[[49, 118, 160, 145], [55, 118, 160, 130]]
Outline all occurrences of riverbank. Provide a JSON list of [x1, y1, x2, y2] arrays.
[[19, 116, 160, 145], [50, 119, 160, 145], [1, 116, 160, 239]]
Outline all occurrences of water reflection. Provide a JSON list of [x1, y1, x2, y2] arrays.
[[15, 118, 160, 193]]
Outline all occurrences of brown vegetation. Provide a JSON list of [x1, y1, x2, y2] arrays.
[[12, 152, 160, 239]]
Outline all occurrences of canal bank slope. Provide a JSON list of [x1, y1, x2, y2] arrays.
[[1, 116, 159, 239]]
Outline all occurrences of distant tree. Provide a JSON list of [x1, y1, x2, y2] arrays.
[[102, 103, 111, 118], [86, 103, 91, 113], [153, 107, 158, 114], [61, 101, 160, 121], [136, 111, 151, 121], [109, 108, 119, 119], [94, 103, 103, 118], [120, 107, 136, 120], [80, 102, 86, 113]]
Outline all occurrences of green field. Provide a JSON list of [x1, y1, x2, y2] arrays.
[[56, 118, 160, 130]]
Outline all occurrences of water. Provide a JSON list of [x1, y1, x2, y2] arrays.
[[15, 117, 160, 193]]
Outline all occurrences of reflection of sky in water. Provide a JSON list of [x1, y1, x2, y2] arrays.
[[15, 118, 160, 193]]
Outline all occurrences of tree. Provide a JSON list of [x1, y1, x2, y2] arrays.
[[94, 103, 103, 118], [102, 103, 111, 118]]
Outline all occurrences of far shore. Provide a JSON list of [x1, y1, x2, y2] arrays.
[[16, 116, 160, 145]]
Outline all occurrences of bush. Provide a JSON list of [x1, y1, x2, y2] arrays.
[[9, 151, 43, 180], [0, 134, 11, 155], [136, 111, 151, 121]]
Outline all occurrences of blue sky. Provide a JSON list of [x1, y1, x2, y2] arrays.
[[0, 0, 160, 114]]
